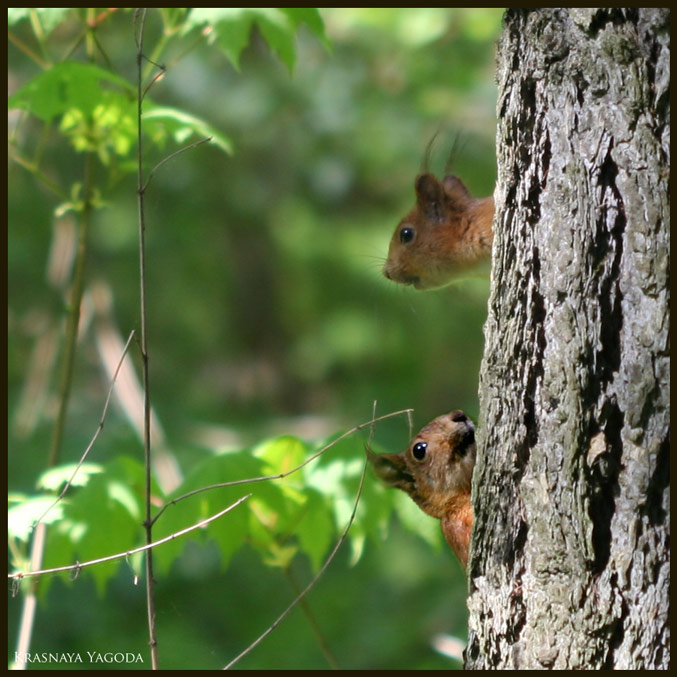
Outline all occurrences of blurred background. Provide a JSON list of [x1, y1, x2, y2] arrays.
[[8, 8, 503, 670]]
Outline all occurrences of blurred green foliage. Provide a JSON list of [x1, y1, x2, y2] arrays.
[[8, 7, 503, 670]]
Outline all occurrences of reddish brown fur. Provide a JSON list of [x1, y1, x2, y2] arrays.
[[383, 173, 494, 290], [369, 411, 476, 568]]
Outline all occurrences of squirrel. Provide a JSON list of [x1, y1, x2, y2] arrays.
[[368, 410, 476, 568], [382, 172, 495, 290]]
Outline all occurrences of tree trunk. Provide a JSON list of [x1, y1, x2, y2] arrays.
[[466, 8, 669, 670]]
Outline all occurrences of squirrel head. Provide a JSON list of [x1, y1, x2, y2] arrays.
[[369, 410, 476, 566], [369, 410, 476, 521], [382, 173, 494, 290]]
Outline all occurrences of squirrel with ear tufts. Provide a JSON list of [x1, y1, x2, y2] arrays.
[[368, 410, 476, 568], [377, 152, 487, 565], [383, 171, 494, 290]]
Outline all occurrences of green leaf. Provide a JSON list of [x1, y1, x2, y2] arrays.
[[9, 63, 230, 166], [107, 480, 142, 522], [8, 61, 134, 122], [7, 8, 73, 35], [153, 449, 268, 575], [185, 8, 328, 73], [36, 463, 104, 492], [9, 62, 138, 164], [295, 488, 334, 571], [152, 438, 336, 575], [7, 8, 31, 25], [253, 435, 308, 477], [207, 499, 250, 569], [304, 434, 408, 563], [393, 491, 442, 549], [253, 10, 298, 72], [38, 520, 78, 599], [280, 8, 329, 48], [143, 106, 233, 155], [60, 469, 143, 594], [350, 456, 394, 543], [8, 496, 65, 543], [184, 8, 256, 71], [262, 541, 298, 569], [27, 456, 151, 595], [59, 91, 137, 163]]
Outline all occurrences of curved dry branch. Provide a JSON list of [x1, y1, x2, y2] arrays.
[[223, 459, 369, 670], [32, 330, 136, 529], [9, 495, 251, 582], [151, 408, 414, 526]]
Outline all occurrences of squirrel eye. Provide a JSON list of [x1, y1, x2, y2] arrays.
[[399, 226, 415, 244], [412, 442, 427, 460]]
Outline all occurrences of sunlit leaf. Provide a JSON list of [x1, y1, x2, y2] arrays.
[[348, 530, 366, 565], [8, 496, 65, 542], [8, 61, 134, 122], [262, 540, 298, 569], [253, 435, 308, 477], [393, 491, 442, 549], [15, 457, 151, 594], [61, 471, 142, 594], [296, 488, 333, 571], [36, 463, 104, 492], [8, 7, 73, 35], [108, 480, 142, 521], [144, 106, 233, 155], [152, 449, 268, 575], [7, 7, 31, 25]]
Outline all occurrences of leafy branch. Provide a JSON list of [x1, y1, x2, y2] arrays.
[[11, 15, 102, 669], [151, 407, 413, 525], [9, 495, 252, 583], [9, 7, 437, 670], [224, 456, 369, 670]]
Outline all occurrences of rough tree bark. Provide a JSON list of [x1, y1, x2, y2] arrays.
[[466, 8, 669, 670]]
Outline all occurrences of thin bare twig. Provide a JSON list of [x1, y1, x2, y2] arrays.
[[141, 136, 212, 193], [283, 566, 339, 669], [32, 330, 136, 529], [274, 404, 381, 670], [275, 404, 378, 670], [151, 408, 414, 526], [9, 150, 68, 200], [7, 30, 50, 69], [132, 9, 217, 666], [140, 58, 167, 101], [134, 7, 160, 669], [9, 495, 251, 581], [223, 458, 370, 670]]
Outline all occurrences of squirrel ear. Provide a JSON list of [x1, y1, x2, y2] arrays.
[[370, 452, 415, 492], [442, 175, 472, 203], [415, 173, 444, 221], [415, 173, 444, 207]]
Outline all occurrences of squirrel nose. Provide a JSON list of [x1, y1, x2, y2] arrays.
[[450, 410, 468, 422]]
